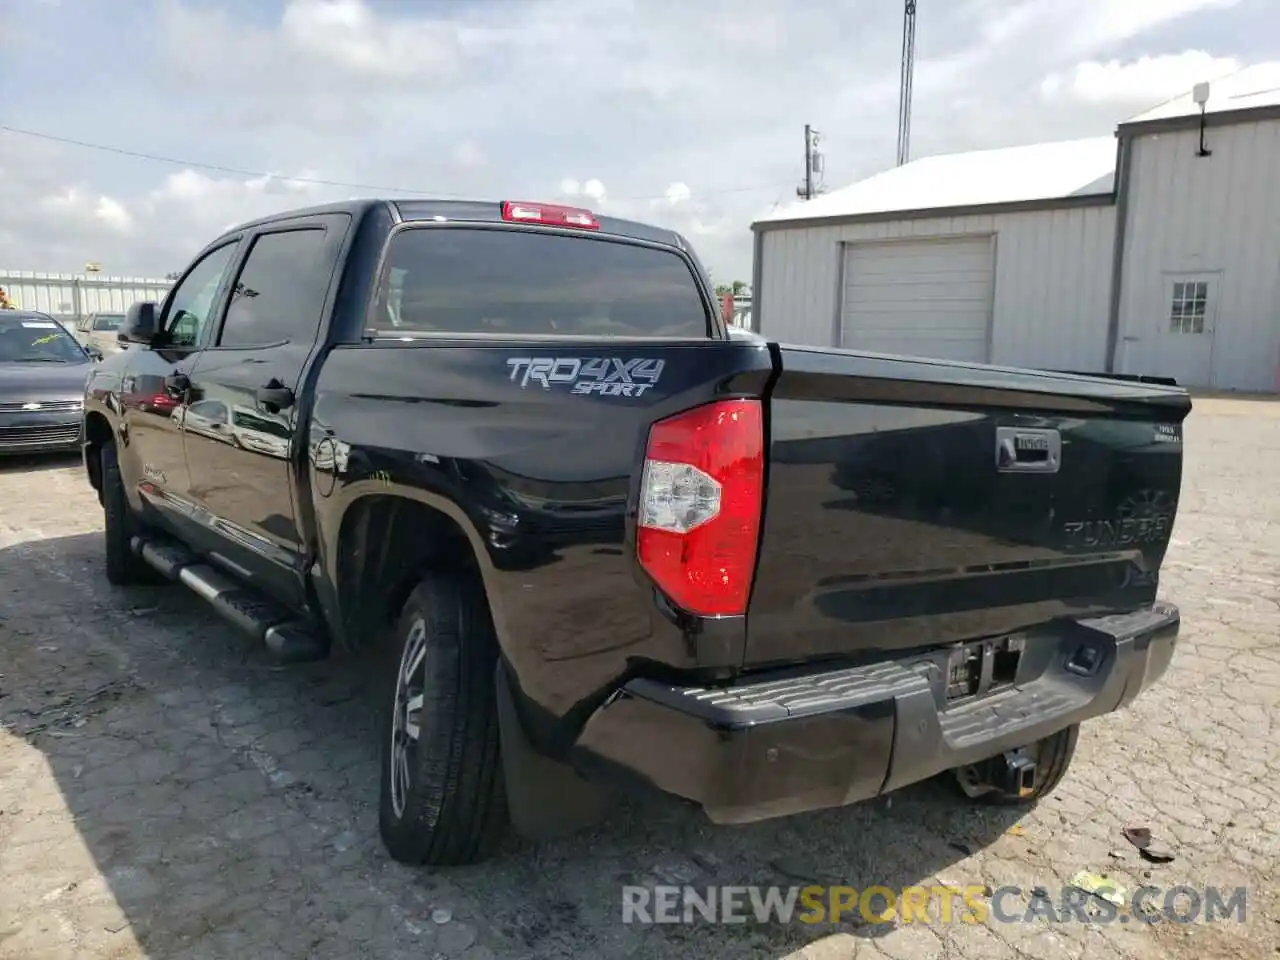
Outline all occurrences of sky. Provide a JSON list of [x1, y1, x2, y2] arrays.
[[1, 0, 1277, 285]]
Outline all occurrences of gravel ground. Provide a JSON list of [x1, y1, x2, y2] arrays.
[[0, 396, 1277, 960]]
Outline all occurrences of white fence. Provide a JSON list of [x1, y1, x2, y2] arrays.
[[0, 270, 171, 326]]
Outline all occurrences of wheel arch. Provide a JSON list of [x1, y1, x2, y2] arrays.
[[329, 489, 506, 657], [82, 411, 115, 496]]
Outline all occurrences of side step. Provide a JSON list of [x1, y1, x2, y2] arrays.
[[131, 535, 328, 663]]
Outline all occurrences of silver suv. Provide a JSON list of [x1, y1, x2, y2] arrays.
[[74, 313, 127, 355]]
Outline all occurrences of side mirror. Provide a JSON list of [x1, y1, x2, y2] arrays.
[[85, 345, 104, 362], [119, 301, 161, 346]]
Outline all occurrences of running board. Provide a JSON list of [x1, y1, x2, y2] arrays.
[[131, 535, 328, 663]]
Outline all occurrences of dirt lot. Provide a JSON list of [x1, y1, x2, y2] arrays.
[[1, 396, 1277, 960]]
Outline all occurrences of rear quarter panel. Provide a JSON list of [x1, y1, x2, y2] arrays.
[[307, 338, 773, 723]]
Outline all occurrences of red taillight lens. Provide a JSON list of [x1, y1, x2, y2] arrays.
[[500, 201, 599, 230], [636, 399, 764, 617]]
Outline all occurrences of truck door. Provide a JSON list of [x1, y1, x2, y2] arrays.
[[180, 214, 349, 607], [122, 240, 240, 532]]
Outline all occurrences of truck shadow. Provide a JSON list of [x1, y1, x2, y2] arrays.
[[1, 532, 1033, 960]]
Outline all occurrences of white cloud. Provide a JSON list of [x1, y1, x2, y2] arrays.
[[558, 178, 608, 205], [1066, 0, 1242, 52], [279, 0, 460, 80], [665, 182, 693, 206], [36, 189, 132, 234], [451, 141, 488, 170], [1041, 51, 1242, 104], [94, 197, 133, 233], [0, 0, 1273, 286]]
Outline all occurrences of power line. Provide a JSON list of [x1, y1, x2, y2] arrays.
[[0, 123, 791, 203], [1, 123, 456, 196]]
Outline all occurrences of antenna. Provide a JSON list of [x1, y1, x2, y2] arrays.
[[1194, 81, 1213, 157], [896, 0, 917, 166]]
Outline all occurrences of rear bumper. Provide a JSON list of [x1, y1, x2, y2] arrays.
[[572, 602, 1179, 824]]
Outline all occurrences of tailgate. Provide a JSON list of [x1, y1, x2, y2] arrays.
[[746, 346, 1191, 668]]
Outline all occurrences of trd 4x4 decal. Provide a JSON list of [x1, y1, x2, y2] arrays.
[[505, 357, 665, 397]]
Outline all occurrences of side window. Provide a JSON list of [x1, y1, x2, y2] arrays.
[[165, 243, 239, 348], [218, 229, 331, 348]]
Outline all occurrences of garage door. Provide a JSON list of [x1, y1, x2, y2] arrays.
[[840, 236, 994, 363]]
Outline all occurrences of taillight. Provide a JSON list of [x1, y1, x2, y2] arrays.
[[636, 399, 764, 617], [500, 201, 599, 230]]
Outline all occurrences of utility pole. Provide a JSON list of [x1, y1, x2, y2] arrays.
[[896, 0, 917, 166], [801, 124, 813, 200], [796, 125, 824, 200]]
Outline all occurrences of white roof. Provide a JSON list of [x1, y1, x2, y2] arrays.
[[755, 136, 1116, 225], [1126, 63, 1280, 124]]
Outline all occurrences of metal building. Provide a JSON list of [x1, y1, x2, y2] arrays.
[[752, 65, 1280, 391], [0, 270, 171, 327]]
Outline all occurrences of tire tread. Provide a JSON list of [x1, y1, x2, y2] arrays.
[[100, 441, 152, 585], [378, 572, 507, 866]]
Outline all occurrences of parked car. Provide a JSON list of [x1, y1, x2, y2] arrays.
[[0, 310, 97, 455], [74, 312, 128, 356], [81, 198, 1190, 867]]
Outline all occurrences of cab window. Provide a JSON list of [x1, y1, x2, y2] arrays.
[[164, 242, 239, 347]]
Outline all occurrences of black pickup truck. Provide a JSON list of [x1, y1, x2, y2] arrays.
[[82, 198, 1189, 866]]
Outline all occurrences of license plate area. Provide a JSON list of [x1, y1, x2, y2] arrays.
[[945, 633, 1026, 704]]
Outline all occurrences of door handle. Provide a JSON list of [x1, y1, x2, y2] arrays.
[[164, 372, 190, 396], [256, 380, 295, 411], [995, 427, 1061, 474]]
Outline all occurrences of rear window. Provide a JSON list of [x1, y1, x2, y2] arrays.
[[371, 227, 710, 338], [93, 314, 124, 331]]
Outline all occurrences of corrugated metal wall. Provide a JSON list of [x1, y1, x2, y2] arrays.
[[0, 270, 171, 326], [756, 204, 1117, 372], [1117, 120, 1280, 391]]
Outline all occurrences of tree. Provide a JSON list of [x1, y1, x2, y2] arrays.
[[714, 281, 750, 296]]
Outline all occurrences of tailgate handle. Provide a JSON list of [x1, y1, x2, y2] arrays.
[[996, 427, 1061, 474]]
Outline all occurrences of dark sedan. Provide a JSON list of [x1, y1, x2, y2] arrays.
[[0, 311, 99, 456]]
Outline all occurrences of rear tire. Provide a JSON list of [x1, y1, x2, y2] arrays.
[[377, 571, 508, 866], [100, 441, 161, 586], [953, 724, 1079, 805]]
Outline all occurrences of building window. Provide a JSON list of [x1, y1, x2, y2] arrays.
[[1170, 280, 1209, 334]]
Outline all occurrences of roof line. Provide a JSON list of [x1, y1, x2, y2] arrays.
[[1149, 62, 1276, 118], [1131, 62, 1254, 121], [1117, 101, 1280, 136], [752, 191, 1114, 232]]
